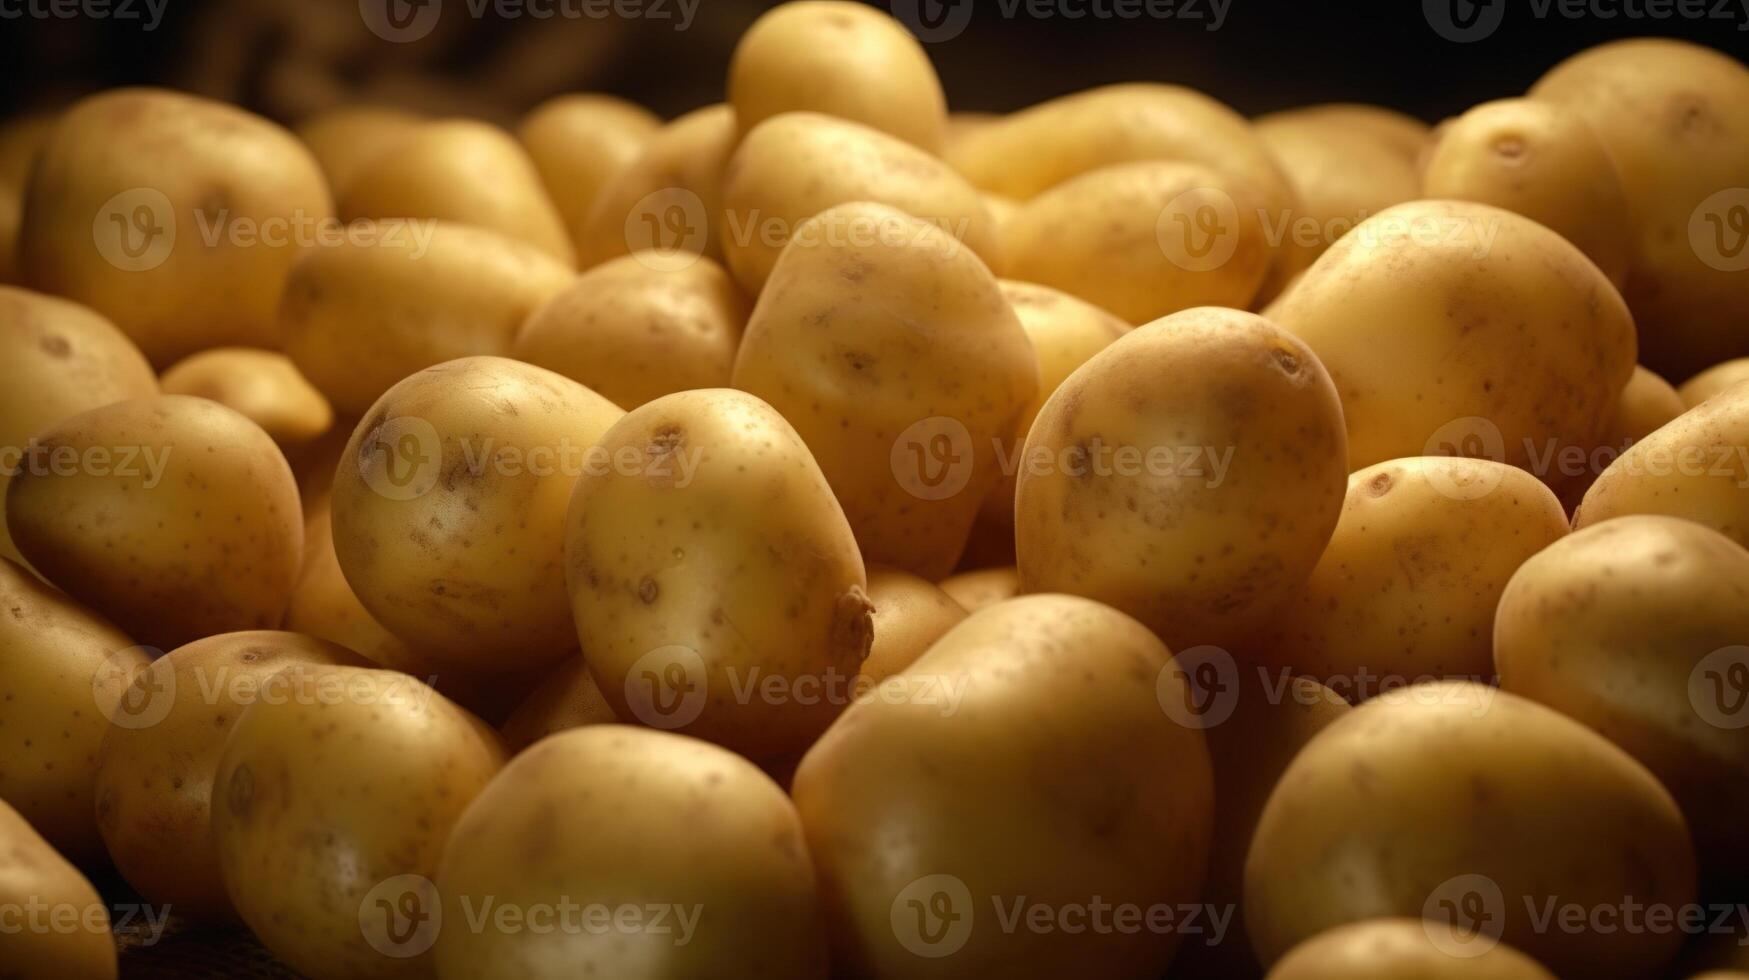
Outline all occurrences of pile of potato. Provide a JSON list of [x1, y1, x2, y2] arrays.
[[2, 4, 1749, 978]]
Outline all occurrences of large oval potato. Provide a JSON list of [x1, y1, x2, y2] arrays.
[[1245, 682, 1696, 979], [1016, 307, 1347, 651], [212, 665, 506, 980], [860, 565, 967, 683], [1265, 919, 1555, 980], [498, 655, 617, 751], [517, 94, 659, 253], [294, 105, 423, 197], [793, 594, 1214, 977], [435, 726, 828, 978], [564, 388, 871, 758], [0, 799, 116, 980], [159, 347, 333, 447], [732, 203, 1037, 578], [1253, 103, 1431, 166], [577, 104, 737, 268], [1681, 357, 1749, 408], [20, 88, 331, 366], [7, 395, 303, 649]]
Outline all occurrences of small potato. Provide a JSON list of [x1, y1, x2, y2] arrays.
[[499, 656, 617, 751], [338, 119, 573, 265], [0, 558, 148, 865], [93, 631, 366, 918], [1253, 103, 1431, 165], [0, 799, 116, 980], [280, 221, 574, 417], [1259, 458, 1568, 690], [860, 565, 967, 683], [513, 253, 749, 410], [332, 357, 623, 675], [577, 104, 736, 268], [294, 105, 424, 196], [733, 203, 1036, 578], [435, 726, 828, 978], [0, 115, 54, 283], [564, 388, 872, 758], [1245, 682, 1695, 978], [7, 395, 303, 650], [159, 347, 333, 446], [937, 566, 1019, 612], [1423, 98, 1631, 287], [212, 665, 506, 980], [20, 88, 331, 366], [728, 0, 946, 152], [1681, 357, 1749, 408], [1265, 919, 1555, 980], [1496, 515, 1749, 886], [719, 113, 998, 294], [1017, 307, 1347, 651], [793, 595, 1214, 977], [517, 94, 660, 253], [1557, 365, 1687, 509]]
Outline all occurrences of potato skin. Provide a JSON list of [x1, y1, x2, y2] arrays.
[[498, 655, 617, 751], [1265, 919, 1555, 980], [0, 799, 117, 980], [1245, 682, 1696, 979], [792, 594, 1214, 978], [1681, 357, 1749, 408], [937, 566, 1019, 613], [517, 94, 659, 254], [0, 115, 54, 284], [1253, 104, 1431, 166], [577, 104, 737, 268], [860, 565, 967, 683], [434, 726, 828, 979], [6, 394, 303, 650], [294, 106, 423, 197], [1016, 307, 1347, 651], [159, 347, 333, 446]]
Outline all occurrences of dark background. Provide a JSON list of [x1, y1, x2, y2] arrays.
[[3, 0, 1749, 127]]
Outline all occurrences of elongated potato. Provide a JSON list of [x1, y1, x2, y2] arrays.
[[0, 799, 116, 980], [159, 347, 333, 446], [577, 104, 736, 268], [1266, 919, 1555, 980], [294, 105, 423, 196], [499, 656, 617, 751], [1681, 357, 1749, 408], [1253, 104, 1431, 166], [517, 94, 659, 253], [860, 565, 967, 683]]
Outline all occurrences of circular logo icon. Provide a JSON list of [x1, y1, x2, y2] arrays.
[[1156, 645, 1240, 729], [625, 188, 709, 272], [358, 415, 442, 502], [891, 416, 976, 502], [891, 874, 974, 958], [889, 0, 975, 43], [1691, 646, 1749, 730], [93, 188, 175, 273], [1158, 187, 1242, 273], [1422, 873, 1505, 958], [359, 0, 443, 43], [1422, 416, 1507, 500], [93, 646, 172, 730], [1423, 0, 1504, 42], [360, 874, 442, 959], [622, 645, 708, 730], [1690, 188, 1749, 273]]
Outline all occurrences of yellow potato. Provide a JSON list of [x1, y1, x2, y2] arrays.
[[331, 356, 622, 675], [280, 220, 574, 417], [0, 114, 53, 284], [1268, 200, 1636, 473], [93, 631, 366, 919], [1423, 98, 1631, 287], [564, 388, 871, 758], [0, 799, 116, 980], [1681, 357, 1749, 408], [793, 594, 1214, 977], [719, 113, 998, 294], [1016, 307, 1347, 651], [937, 566, 1019, 612], [1254, 103, 1431, 166], [1557, 365, 1687, 510], [860, 565, 967, 683], [338, 118, 573, 265], [159, 347, 333, 446], [728, 0, 946, 152], [0, 558, 148, 865], [945, 111, 1000, 154], [1496, 515, 1749, 886], [1245, 682, 1695, 978], [1533, 39, 1749, 377], [20, 88, 331, 366], [577, 104, 736, 268], [732, 203, 1036, 578], [517, 94, 660, 253], [1265, 919, 1555, 980], [513, 252, 749, 410], [212, 665, 505, 979], [499, 656, 617, 751], [435, 726, 828, 978], [1259, 458, 1568, 691], [293, 105, 424, 197], [7, 395, 303, 650]]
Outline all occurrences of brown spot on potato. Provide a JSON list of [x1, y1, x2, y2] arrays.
[[227, 764, 254, 818], [638, 577, 659, 604], [1367, 472, 1394, 498], [38, 335, 71, 359], [831, 586, 876, 663]]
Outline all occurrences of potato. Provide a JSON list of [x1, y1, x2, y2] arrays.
[[1268, 200, 1637, 473], [1574, 380, 1749, 547], [1681, 357, 1749, 408], [1016, 307, 1346, 651], [719, 113, 998, 294], [159, 347, 333, 446], [793, 594, 1214, 977], [286, 497, 423, 672], [0, 115, 53, 284], [20, 88, 331, 366], [0, 799, 116, 980], [7, 395, 303, 650], [937, 566, 1019, 612], [0, 286, 157, 567], [280, 220, 574, 417], [1423, 98, 1631, 288], [499, 655, 617, 751], [577, 104, 736, 268], [732, 203, 1036, 578], [860, 565, 967, 683], [728, 0, 946, 152], [93, 631, 366, 918], [434, 726, 828, 978], [1253, 104, 1431, 165], [512, 253, 748, 410], [331, 356, 622, 675], [1265, 919, 1555, 980], [0, 558, 148, 865], [294, 105, 423, 196], [1557, 365, 1687, 509], [1259, 458, 1568, 691], [212, 665, 505, 979], [1245, 682, 1696, 978], [564, 388, 871, 758], [517, 94, 660, 253], [1496, 515, 1749, 887], [1532, 39, 1749, 377], [1002, 161, 1273, 323], [338, 118, 573, 265]]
